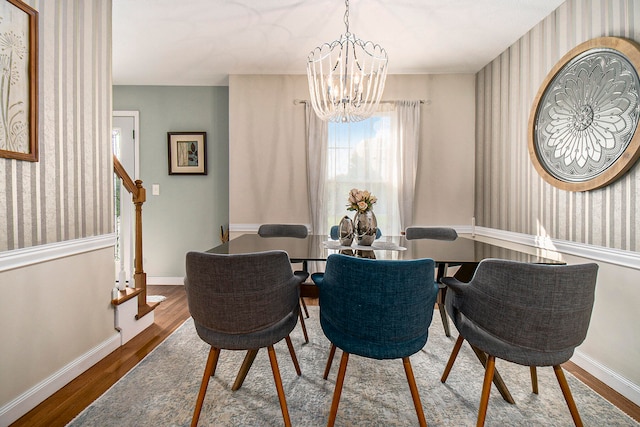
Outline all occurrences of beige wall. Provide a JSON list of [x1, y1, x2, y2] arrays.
[[229, 74, 476, 233], [475, 0, 640, 393], [0, 247, 117, 405]]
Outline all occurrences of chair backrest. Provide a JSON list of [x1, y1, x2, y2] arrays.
[[457, 259, 598, 353], [405, 226, 458, 241], [184, 250, 300, 335], [330, 225, 382, 240], [318, 254, 438, 359], [258, 224, 308, 239]]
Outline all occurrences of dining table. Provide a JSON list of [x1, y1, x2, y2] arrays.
[[206, 232, 564, 405], [207, 233, 562, 280]]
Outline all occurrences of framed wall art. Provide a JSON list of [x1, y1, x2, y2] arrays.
[[529, 37, 640, 192], [167, 131, 207, 175], [0, 0, 38, 161]]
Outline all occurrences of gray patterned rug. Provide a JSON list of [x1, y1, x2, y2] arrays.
[[68, 307, 638, 426]]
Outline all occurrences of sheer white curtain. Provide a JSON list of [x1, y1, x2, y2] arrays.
[[305, 103, 328, 235], [306, 101, 421, 238], [396, 101, 421, 230]]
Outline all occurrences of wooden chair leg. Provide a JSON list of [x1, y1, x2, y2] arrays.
[[285, 335, 302, 376], [232, 349, 259, 391], [441, 334, 464, 382], [402, 357, 427, 427], [328, 352, 349, 427], [300, 297, 310, 318], [192, 347, 221, 427], [299, 308, 309, 343], [323, 344, 337, 380], [530, 366, 538, 394], [267, 345, 292, 427], [554, 365, 584, 427], [477, 355, 496, 427], [470, 345, 515, 404]]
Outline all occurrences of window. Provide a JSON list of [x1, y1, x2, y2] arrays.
[[324, 108, 402, 236]]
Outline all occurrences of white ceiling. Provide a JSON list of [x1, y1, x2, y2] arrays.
[[112, 0, 565, 86]]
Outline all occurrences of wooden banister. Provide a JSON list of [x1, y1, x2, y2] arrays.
[[113, 155, 159, 318]]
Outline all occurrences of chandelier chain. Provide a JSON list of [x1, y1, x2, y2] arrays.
[[344, 0, 350, 35]]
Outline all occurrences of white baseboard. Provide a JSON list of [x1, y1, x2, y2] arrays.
[[572, 350, 640, 407], [0, 333, 121, 426], [148, 277, 184, 285]]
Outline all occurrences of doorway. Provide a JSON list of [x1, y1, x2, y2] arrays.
[[112, 111, 139, 287]]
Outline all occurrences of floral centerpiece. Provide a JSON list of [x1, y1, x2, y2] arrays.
[[346, 188, 377, 213], [346, 189, 378, 246]]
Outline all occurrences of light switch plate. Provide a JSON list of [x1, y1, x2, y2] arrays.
[[152, 184, 160, 195]]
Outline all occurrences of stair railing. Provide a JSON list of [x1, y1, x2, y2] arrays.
[[113, 155, 158, 318]]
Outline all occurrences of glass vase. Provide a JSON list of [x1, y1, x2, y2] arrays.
[[338, 215, 354, 246], [353, 210, 377, 246]]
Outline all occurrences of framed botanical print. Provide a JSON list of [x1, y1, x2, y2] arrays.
[[167, 131, 207, 175], [0, 0, 38, 161]]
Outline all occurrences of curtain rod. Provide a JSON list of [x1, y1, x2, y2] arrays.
[[293, 99, 429, 105]]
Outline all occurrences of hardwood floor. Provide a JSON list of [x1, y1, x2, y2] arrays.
[[10, 286, 640, 426]]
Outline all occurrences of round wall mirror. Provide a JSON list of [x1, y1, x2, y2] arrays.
[[528, 37, 640, 191]]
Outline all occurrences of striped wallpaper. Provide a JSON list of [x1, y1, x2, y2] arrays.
[[0, 0, 113, 252], [475, 0, 640, 252]]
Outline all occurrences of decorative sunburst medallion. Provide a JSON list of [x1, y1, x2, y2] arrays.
[[529, 37, 640, 191]]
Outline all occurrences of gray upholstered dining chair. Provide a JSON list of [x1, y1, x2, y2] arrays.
[[258, 223, 311, 343], [258, 223, 309, 239], [312, 254, 439, 427], [404, 226, 458, 337], [184, 250, 303, 427], [440, 259, 599, 427]]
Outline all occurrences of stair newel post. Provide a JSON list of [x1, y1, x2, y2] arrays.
[[133, 179, 147, 313]]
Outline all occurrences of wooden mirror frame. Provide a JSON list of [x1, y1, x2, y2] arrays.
[[528, 37, 640, 192]]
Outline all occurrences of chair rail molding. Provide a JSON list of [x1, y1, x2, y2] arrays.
[[474, 226, 640, 271], [0, 234, 116, 273]]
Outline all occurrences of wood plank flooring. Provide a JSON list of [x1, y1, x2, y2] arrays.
[[10, 285, 640, 426]]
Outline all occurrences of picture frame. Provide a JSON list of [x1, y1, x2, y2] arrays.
[[167, 131, 207, 175], [0, 0, 38, 162]]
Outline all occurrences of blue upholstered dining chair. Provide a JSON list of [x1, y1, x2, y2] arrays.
[[405, 226, 459, 337], [440, 259, 599, 427], [258, 223, 311, 343], [312, 254, 438, 427], [184, 250, 303, 427]]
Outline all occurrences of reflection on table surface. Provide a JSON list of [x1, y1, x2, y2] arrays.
[[207, 234, 562, 265]]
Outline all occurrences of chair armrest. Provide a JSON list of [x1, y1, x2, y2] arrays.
[[311, 272, 324, 286], [440, 276, 468, 294], [294, 270, 310, 283]]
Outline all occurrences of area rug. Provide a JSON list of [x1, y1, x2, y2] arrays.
[[68, 307, 638, 426]]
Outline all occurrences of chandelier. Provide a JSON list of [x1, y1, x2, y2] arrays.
[[306, 0, 388, 123]]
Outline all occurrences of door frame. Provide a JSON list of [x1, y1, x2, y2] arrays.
[[112, 110, 140, 287]]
